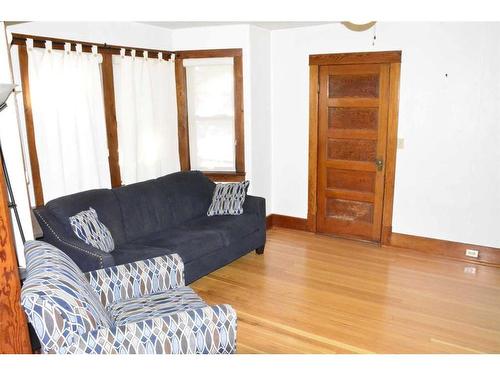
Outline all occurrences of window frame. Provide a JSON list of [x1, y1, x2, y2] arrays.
[[174, 48, 245, 182]]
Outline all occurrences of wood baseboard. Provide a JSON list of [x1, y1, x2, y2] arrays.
[[388, 232, 500, 267], [266, 214, 308, 231], [265, 214, 500, 267]]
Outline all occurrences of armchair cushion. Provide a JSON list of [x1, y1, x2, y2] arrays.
[[66, 304, 237, 354], [21, 241, 112, 353], [108, 286, 206, 325], [85, 254, 185, 307]]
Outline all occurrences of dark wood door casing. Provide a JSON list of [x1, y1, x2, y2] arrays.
[[308, 51, 402, 244]]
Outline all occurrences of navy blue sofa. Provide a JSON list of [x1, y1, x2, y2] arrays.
[[34, 171, 266, 284]]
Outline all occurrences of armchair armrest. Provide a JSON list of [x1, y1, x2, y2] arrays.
[[244, 195, 266, 217], [34, 207, 115, 271], [66, 304, 237, 354], [85, 254, 185, 307]]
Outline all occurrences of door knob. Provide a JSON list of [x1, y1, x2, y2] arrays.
[[375, 159, 384, 171]]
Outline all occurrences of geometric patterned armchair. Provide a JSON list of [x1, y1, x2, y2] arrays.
[[21, 241, 237, 354]]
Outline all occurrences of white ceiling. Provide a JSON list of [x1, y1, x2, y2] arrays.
[[141, 21, 336, 30]]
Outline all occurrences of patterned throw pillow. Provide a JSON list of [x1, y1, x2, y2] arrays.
[[207, 180, 250, 216], [69, 207, 115, 253]]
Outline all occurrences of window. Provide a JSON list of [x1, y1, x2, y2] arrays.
[[175, 49, 244, 182], [185, 58, 235, 171]]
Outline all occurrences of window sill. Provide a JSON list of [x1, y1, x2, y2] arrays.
[[202, 171, 246, 182]]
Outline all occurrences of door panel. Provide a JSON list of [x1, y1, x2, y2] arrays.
[[329, 107, 379, 130], [317, 63, 390, 241]]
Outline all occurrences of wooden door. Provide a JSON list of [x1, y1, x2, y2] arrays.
[[316, 63, 390, 241]]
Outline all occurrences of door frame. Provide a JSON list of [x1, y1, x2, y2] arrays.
[[307, 51, 402, 245]]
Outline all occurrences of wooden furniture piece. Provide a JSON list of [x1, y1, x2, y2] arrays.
[[308, 51, 401, 243], [0, 150, 32, 353]]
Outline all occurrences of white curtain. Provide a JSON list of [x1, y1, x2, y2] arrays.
[[27, 41, 111, 202], [112, 51, 179, 185]]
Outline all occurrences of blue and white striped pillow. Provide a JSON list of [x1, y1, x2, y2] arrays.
[[69, 207, 115, 253], [207, 181, 250, 216]]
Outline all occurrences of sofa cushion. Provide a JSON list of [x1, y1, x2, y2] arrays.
[[108, 286, 206, 325], [154, 171, 215, 225], [182, 213, 261, 246], [132, 227, 225, 264], [21, 241, 112, 342], [130, 213, 261, 264], [207, 180, 250, 216], [110, 244, 176, 266], [46, 189, 126, 246], [69, 207, 115, 253], [114, 171, 215, 242]]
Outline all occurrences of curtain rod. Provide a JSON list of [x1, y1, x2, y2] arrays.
[[10, 33, 174, 59]]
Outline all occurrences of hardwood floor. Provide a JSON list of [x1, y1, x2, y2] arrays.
[[191, 228, 500, 354]]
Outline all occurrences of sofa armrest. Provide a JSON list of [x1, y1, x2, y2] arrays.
[[34, 207, 115, 272], [66, 304, 237, 354], [244, 195, 266, 217], [84, 254, 185, 307]]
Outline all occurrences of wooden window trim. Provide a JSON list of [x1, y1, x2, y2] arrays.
[[203, 171, 246, 183], [101, 54, 122, 187], [18, 44, 44, 207], [174, 48, 245, 182], [307, 51, 402, 244], [11, 33, 173, 59]]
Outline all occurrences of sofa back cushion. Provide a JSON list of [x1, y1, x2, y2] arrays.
[[21, 241, 112, 352], [114, 171, 215, 241], [46, 189, 126, 246]]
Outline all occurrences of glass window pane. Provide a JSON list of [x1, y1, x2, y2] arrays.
[[186, 62, 235, 171], [189, 117, 235, 171]]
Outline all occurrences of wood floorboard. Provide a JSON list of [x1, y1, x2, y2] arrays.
[[191, 228, 500, 354]]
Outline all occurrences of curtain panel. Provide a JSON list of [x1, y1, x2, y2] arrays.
[[112, 51, 179, 185], [27, 41, 111, 202]]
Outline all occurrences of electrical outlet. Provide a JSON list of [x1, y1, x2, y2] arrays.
[[464, 266, 477, 275], [465, 249, 479, 258], [397, 138, 405, 149]]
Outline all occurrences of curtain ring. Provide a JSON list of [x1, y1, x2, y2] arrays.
[[158, 52, 163, 61], [91, 45, 98, 56], [131, 49, 136, 59], [143, 51, 148, 60], [26, 38, 34, 50], [120, 48, 125, 58], [45, 40, 53, 53], [64, 42, 71, 54], [75, 43, 83, 54]]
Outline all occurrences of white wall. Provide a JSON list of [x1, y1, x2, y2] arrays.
[[271, 22, 500, 248], [248, 26, 272, 211], [172, 25, 273, 212]]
